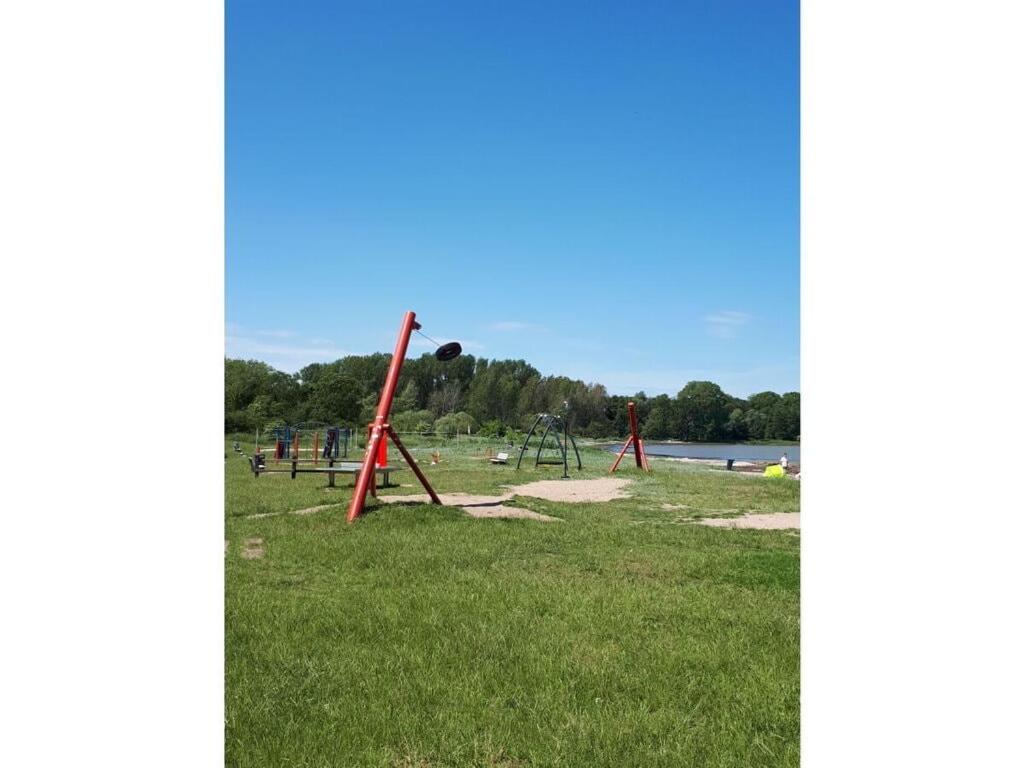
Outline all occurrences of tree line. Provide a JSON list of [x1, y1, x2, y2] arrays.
[[225, 353, 800, 442]]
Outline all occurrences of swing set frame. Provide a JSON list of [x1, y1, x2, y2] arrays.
[[515, 413, 582, 473]]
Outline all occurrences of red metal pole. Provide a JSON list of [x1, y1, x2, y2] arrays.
[[610, 402, 651, 473], [628, 402, 645, 469], [347, 311, 422, 523]]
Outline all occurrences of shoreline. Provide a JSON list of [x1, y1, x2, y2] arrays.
[[658, 456, 800, 475], [591, 439, 800, 447]]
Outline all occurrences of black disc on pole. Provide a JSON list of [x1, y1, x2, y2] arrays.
[[435, 342, 462, 361]]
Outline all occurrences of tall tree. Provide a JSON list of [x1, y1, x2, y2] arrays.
[[675, 381, 730, 441]]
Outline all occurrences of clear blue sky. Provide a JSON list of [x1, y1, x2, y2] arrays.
[[226, 0, 799, 398]]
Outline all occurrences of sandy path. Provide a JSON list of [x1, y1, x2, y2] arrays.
[[502, 477, 633, 503], [379, 492, 558, 522], [698, 512, 800, 530], [461, 505, 560, 522]]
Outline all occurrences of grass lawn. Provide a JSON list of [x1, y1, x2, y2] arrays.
[[225, 435, 800, 767]]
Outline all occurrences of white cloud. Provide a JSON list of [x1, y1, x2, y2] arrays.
[[703, 311, 752, 339], [225, 324, 350, 371]]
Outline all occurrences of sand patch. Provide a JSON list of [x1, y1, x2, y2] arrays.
[[698, 512, 800, 530], [378, 493, 558, 522], [241, 537, 264, 559], [503, 477, 633, 503], [463, 505, 560, 522], [380, 492, 512, 506]]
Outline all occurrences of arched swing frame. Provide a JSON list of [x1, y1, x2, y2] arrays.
[[515, 413, 582, 471]]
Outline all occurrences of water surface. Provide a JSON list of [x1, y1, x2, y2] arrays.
[[608, 442, 800, 462]]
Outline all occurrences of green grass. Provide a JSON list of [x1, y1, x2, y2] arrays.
[[226, 436, 800, 767]]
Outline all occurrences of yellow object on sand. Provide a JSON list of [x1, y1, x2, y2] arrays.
[[764, 464, 785, 478]]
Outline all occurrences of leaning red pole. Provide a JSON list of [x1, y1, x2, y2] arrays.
[[610, 401, 650, 473], [627, 402, 644, 469], [347, 311, 441, 522], [609, 436, 633, 473]]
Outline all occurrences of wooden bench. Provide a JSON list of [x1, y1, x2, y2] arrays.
[[249, 455, 402, 487], [489, 452, 510, 464]]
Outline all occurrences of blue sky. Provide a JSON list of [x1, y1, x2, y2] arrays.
[[226, 0, 799, 397]]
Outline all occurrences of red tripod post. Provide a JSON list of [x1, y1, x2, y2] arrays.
[[347, 311, 442, 523], [609, 401, 651, 473]]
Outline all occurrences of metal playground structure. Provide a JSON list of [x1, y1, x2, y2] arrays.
[[262, 423, 352, 463], [516, 411, 582, 477]]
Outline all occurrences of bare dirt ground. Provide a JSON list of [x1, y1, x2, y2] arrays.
[[697, 512, 800, 530], [379, 492, 559, 522], [503, 477, 633, 503], [241, 537, 265, 559], [380, 478, 634, 520], [462, 505, 561, 522]]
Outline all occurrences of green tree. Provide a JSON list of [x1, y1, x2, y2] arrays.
[[391, 409, 435, 434], [435, 411, 478, 437], [393, 381, 419, 413], [772, 392, 801, 440], [643, 396, 675, 439], [307, 372, 361, 424], [676, 381, 730, 441], [724, 407, 749, 441], [745, 391, 782, 439]]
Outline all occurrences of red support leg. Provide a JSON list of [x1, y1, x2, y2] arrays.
[[387, 426, 441, 504], [609, 435, 634, 473], [610, 401, 652, 473], [638, 438, 651, 471]]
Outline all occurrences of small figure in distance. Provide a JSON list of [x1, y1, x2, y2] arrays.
[[780, 452, 789, 473]]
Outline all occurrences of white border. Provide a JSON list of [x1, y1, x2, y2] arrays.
[[2, 1, 1023, 764], [803, 1, 1023, 765], [1, 2, 223, 765]]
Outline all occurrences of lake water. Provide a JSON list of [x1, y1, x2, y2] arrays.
[[607, 442, 800, 463]]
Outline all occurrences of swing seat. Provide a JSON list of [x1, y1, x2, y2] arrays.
[[537, 458, 566, 465]]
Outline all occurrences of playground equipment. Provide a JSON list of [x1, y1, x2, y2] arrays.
[[346, 310, 462, 523], [322, 426, 350, 459], [267, 424, 350, 462], [609, 401, 651, 473], [516, 411, 582, 476], [248, 453, 401, 488]]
